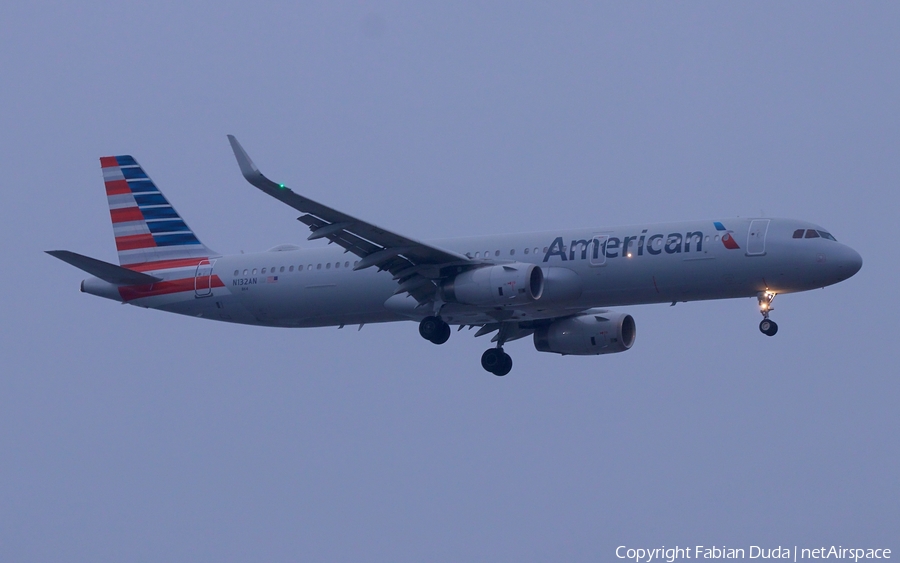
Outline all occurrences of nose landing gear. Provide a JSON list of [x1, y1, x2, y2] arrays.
[[419, 316, 451, 344], [758, 291, 778, 336]]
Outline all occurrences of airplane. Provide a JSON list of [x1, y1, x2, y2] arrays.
[[47, 135, 863, 375]]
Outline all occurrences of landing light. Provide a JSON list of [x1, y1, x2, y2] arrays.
[[627, 253, 633, 258]]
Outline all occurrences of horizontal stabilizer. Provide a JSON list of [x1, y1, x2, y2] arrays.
[[46, 250, 162, 285]]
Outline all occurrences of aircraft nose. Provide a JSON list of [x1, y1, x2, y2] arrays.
[[839, 246, 863, 279]]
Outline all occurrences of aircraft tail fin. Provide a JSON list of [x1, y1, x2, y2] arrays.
[[100, 155, 216, 268]]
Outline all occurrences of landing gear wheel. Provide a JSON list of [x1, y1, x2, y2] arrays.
[[431, 322, 451, 345], [481, 348, 501, 372], [481, 348, 513, 376], [419, 316, 440, 340], [757, 291, 778, 336], [759, 319, 778, 336], [494, 352, 512, 376], [419, 316, 451, 345]]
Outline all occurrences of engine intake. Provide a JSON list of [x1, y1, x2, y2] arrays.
[[441, 263, 543, 307], [534, 312, 636, 355]]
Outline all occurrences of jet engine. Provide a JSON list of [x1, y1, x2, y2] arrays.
[[441, 263, 544, 307], [534, 312, 636, 355]]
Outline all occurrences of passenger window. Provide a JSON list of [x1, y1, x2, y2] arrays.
[[539, 247, 544, 254], [495, 250, 500, 257], [818, 231, 837, 241], [317, 264, 322, 269], [523, 248, 529, 255], [289, 266, 294, 272], [345, 261, 349, 268], [475, 252, 480, 258], [234, 270, 239, 276], [252, 268, 257, 275], [510, 249, 515, 255], [280, 266, 285, 273], [308, 264, 312, 270], [793, 229, 805, 239], [243, 269, 248, 276], [261, 268, 267, 274], [326, 263, 331, 269], [335, 262, 340, 268], [805, 229, 820, 238]]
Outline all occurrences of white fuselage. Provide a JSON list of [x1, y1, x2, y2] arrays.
[[81, 217, 862, 329]]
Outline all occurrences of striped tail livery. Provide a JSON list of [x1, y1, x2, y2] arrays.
[[101, 155, 216, 268]]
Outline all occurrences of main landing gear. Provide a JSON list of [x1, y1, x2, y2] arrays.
[[418, 316, 514, 376], [419, 316, 451, 345], [758, 291, 778, 337], [481, 324, 513, 376], [481, 347, 513, 376]]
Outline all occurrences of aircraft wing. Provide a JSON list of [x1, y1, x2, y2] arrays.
[[228, 135, 473, 302]]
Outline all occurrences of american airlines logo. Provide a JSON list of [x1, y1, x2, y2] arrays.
[[542, 222, 739, 262], [714, 221, 740, 250]]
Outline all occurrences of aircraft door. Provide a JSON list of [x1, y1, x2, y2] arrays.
[[194, 259, 216, 297], [589, 235, 608, 266], [746, 220, 769, 256]]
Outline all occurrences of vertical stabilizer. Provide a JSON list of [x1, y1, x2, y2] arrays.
[[100, 156, 216, 268]]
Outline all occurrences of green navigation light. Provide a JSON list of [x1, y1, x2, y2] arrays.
[[278, 183, 286, 189]]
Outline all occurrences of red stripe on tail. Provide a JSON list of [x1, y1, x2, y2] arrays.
[[115, 233, 156, 251], [105, 179, 131, 196], [110, 207, 144, 224]]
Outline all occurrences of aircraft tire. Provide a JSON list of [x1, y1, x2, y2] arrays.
[[481, 348, 502, 373], [481, 348, 512, 376], [759, 319, 778, 336], [494, 352, 513, 376], [419, 316, 442, 341], [430, 321, 451, 345]]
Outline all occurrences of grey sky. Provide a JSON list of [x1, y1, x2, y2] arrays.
[[1, 2, 897, 561]]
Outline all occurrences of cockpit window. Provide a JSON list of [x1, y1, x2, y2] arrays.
[[795, 228, 837, 241]]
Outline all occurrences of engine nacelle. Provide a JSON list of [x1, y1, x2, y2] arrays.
[[441, 263, 544, 307], [540, 267, 583, 303], [534, 312, 636, 355]]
